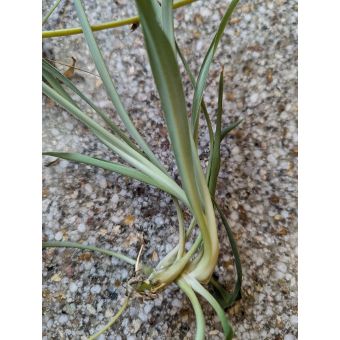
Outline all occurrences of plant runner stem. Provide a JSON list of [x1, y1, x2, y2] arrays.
[[42, 0, 196, 38]]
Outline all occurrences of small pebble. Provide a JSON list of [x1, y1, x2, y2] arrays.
[[54, 231, 63, 241], [284, 335, 296, 340], [77, 223, 86, 233], [58, 314, 68, 324], [69, 282, 78, 293], [277, 262, 288, 273], [97, 175, 107, 189], [84, 184, 93, 194], [90, 285, 101, 294], [87, 304, 96, 315]]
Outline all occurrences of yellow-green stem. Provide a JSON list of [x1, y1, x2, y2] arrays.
[[42, 0, 196, 38]]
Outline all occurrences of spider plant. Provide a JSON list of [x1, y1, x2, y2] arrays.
[[42, 0, 243, 339]]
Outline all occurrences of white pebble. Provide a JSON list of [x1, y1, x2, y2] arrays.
[[277, 262, 287, 273], [84, 184, 93, 193], [97, 175, 107, 189], [231, 146, 240, 155], [256, 257, 264, 266], [111, 194, 119, 205], [200, 7, 211, 17], [77, 223, 86, 233], [65, 122, 74, 131], [254, 149, 262, 158], [91, 285, 101, 294], [69, 282, 78, 293], [284, 335, 296, 340], [58, 314, 68, 324], [249, 93, 259, 106], [172, 298, 182, 308], [87, 304, 96, 315], [155, 216, 164, 225], [144, 303, 153, 314], [267, 154, 278, 165], [290, 315, 298, 325], [55, 231, 63, 241]]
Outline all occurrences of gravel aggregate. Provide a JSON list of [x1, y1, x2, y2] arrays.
[[42, 0, 298, 339]]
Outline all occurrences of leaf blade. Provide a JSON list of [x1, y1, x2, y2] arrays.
[[73, 0, 164, 170], [191, 0, 240, 142]]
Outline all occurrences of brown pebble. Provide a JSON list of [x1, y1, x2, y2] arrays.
[[277, 227, 289, 236], [78, 252, 92, 261], [42, 187, 49, 198], [230, 17, 241, 25], [269, 195, 280, 204], [266, 68, 273, 84], [123, 214, 136, 226], [65, 264, 74, 278], [226, 92, 236, 101]]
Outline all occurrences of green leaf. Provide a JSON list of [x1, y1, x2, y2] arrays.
[[161, 0, 176, 54], [42, 60, 139, 152], [221, 118, 243, 141], [177, 278, 205, 340], [73, 0, 164, 171], [42, 0, 62, 25], [211, 199, 242, 309], [136, 0, 220, 282], [176, 41, 214, 150], [208, 69, 223, 197], [43, 151, 163, 189], [186, 275, 234, 340], [42, 82, 188, 205], [135, 0, 200, 210], [191, 0, 240, 142], [42, 241, 136, 265]]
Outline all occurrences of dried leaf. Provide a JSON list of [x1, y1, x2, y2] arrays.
[[151, 250, 159, 262], [63, 57, 76, 79]]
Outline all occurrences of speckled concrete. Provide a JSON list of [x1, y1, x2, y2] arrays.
[[42, 0, 298, 339]]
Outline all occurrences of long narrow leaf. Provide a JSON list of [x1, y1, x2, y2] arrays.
[[43, 82, 188, 204], [208, 69, 223, 196], [186, 275, 233, 340], [162, 0, 176, 54], [43, 151, 165, 189], [73, 0, 165, 171], [212, 199, 242, 309], [191, 0, 240, 142], [177, 278, 205, 340], [43, 60, 140, 152], [136, 0, 219, 282], [176, 41, 214, 149], [221, 118, 243, 141], [42, 0, 62, 25]]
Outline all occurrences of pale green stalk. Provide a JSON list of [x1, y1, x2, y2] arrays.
[[136, 0, 219, 284], [174, 198, 186, 260], [185, 274, 233, 340], [177, 278, 205, 340], [88, 296, 130, 340]]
